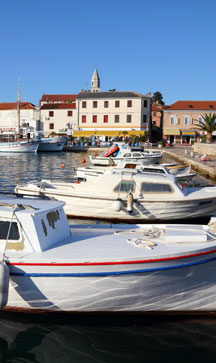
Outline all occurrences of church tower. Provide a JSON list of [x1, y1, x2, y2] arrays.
[[91, 69, 100, 92]]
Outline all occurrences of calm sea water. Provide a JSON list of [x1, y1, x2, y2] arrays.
[[0, 150, 215, 362]]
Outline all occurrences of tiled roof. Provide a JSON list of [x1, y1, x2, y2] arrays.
[[0, 102, 34, 110], [40, 94, 77, 102], [77, 91, 147, 99], [166, 101, 216, 111], [40, 103, 76, 110], [152, 105, 162, 111]]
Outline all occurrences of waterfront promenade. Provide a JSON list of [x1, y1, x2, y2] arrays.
[[162, 145, 216, 179]]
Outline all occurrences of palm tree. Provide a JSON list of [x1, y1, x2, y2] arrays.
[[195, 113, 216, 143]]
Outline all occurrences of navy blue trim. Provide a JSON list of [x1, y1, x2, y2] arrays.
[[10, 256, 216, 277]]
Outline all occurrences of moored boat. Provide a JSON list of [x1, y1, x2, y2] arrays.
[[89, 142, 162, 166], [14, 171, 216, 222], [37, 136, 66, 152], [1, 195, 216, 313]]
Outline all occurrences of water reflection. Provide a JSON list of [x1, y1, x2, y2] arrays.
[[0, 313, 216, 363]]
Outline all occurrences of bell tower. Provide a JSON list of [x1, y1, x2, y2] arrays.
[[91, 69, 100, 92]]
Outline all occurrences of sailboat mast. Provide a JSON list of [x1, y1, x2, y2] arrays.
[[17, 79, 21, 141]]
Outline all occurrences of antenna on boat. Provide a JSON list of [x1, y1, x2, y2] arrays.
[[17, 78, 21, 141]]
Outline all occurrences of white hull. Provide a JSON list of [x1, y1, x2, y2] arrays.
[[0, 141, 39, 153], [6, 241, 216, 312], [90, 155, 161, 166], [14, 185, 216, 221], [2, 195, 216, 313]]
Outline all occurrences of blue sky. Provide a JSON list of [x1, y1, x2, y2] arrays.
[[0, 0, 216, 106]]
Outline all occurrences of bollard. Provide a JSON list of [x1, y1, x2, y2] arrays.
[[190, 151, 194, 157], [185, 150, 188, 154]]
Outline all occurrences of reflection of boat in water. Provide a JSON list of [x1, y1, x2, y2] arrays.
[[89, 142, 162, 166], [0, 313, 215, 362], [1, 196, 216, 312]]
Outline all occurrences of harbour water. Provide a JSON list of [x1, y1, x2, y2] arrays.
[[0, 150, 216, 362]]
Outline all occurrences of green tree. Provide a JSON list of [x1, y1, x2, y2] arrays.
[[152, 92, 164, 105], [195, 113, 216, 143]]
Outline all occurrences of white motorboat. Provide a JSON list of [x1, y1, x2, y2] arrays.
[[1, 195, 216, 313], [76, 160, 196, 182], [37, 136, 66, 152], [14, 170, 216, 222], [89, 142, 162, 166]]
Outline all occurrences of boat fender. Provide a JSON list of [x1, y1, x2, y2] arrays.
[[127, 192, 133, 213], [94, 152, 98, 157], [0, 261, 9, 309], [61, 163, 64, 169], [82, 158, 86, 164], [112, 199, 122, 212]]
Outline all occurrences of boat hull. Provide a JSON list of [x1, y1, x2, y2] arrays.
[[0, 141, 39, 153], [13, 187, 216, 221], [37, 142, 65, 152], [6, 251, 216, 312], [90, 155, 161, 166]]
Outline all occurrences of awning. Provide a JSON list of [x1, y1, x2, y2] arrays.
[[163, 129, 180, 136], [73, 130, 145, 137], [181, 130, 196, 136]]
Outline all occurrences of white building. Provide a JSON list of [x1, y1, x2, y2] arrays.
[[75, 90, 151, 138], [0, 102, 40, 136], [39, 94, 78, 136]]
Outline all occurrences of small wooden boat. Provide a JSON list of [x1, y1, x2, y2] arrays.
[[1, 195, 216, 313]]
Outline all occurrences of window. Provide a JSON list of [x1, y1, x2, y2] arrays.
[[114, 181, 135, 193], [82, 115, 86, 123], [153, 111, 157, 116], [170, 116, 176, 125], [115, 100, 120, 108], [184, 116, 191, 125], [0, 221, 20, 240], [68, 111, 73, 116], [132, 153, 142, 157], [143, 100, 147, 108], [104, 115, 108, 123], [104, 101, 109, 108], [143, 115, 147, 123], [115, 115, 119, 123], [141, 182, 173, 193], [49, 111, 54, 117], [123, 153, 131, 157], [127, 100, 132, 107], [92, 115, 97, 123], [93, 101, 97, 108], [82, 101, 86, 108], [127, 115, 132, 123], [198, 116, 204, 125], [49, 123, 54, 130]]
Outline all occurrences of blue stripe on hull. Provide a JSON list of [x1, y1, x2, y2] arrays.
[[10, 255, 216, 277]]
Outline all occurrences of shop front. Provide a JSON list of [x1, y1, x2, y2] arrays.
[[181, 130, 196, 144], [163, 129, 181, 144]]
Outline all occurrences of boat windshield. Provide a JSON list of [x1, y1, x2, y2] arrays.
[[114, 181, 135, 193], [141, 182, 173, 193]]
